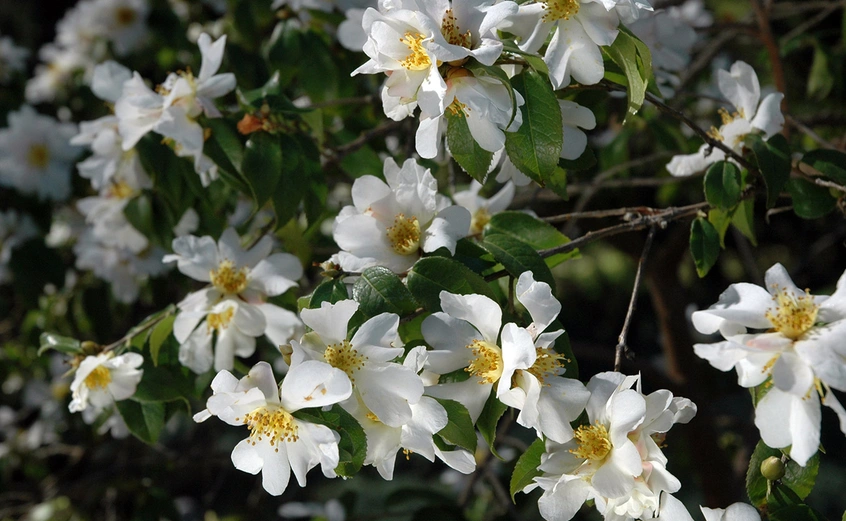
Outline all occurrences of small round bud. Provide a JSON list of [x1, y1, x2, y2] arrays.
[[761, 456, 785, 481], [80, 341, 102, 356]]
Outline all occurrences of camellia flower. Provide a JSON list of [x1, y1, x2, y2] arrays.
[[291, 299, 424, 428], [452, 180, 514, 235], [526, 372, 694, 521], [0, 105, 80, 201], [68, 352, 144, 414], [691, 263, 846, 466], [333, 157, 470, 274], [657, 493, 761, 521], [667, 60, 784, 177], [193, 361, 352, 496]]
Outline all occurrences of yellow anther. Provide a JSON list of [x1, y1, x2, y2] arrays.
[[206, 307, 235, 332], [526, 347, 567, 385], [570, 422, 612, 461], [27, 144, 50, 169], [324, 340, 367, 382], [465, 339, 503, 384], [542, 0, 580, 22], [83, 365, 112, 389], [447, 99, 469, 117], [243, 406, 299, 447], [209, 260, 249, 295], [366, 412, 380, 422], [107, 180, 135, 199], [399, 32, 431, 71], [386, 213, 421, 255], [706, 126, 724, 142], [765, 286, 819, 340], [469, 207, 491, 235], [442, 9, 472, 48]]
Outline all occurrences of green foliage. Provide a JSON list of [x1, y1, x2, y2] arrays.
[[242, 132, 284, 209], [476, 390, 508, 460], [787, 179, 837, 219], [704, 161, 742, 210], [294, 405, 367, 477], [148, 315, 175, 367], [510, 437, 545, 500], [482, 234, 555, 288], [352, 266, 418, 318], [433, 398, 477, 453], [116, 400, 166, 445], [38, 333, 81, 356], [746, 134, 791, 209], [308, 278, 350, 308], [802, 149, 846, 184], [603, 28, 653, 123], [484, 211, 578, 268], [746, 440, 820, 509], [406, 257, 495, 312], [690, 217, 720, 277], [447, 110, 494, 183]]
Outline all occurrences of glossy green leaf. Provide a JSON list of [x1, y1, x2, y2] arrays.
[[704, 161, 742, 210], [116, 400, 166, 445], [502, 41, 549, 75], [476, 390, 508, 460], [38, 333, 82, 356], [271, 134, 308, 225], [603, 29, 649, 123], [204, 118, 244, 175], [309, 278, 349, 308], [406, 257, 495, 312], [352, 266, 418, 318], [690, 217, 720, 277], [132, 362, 194, 405], [801, 149, 846, 185], [504, 69, 563, 183], [708, 208, 732, 248], [731, 196, 757, 246], [482, 234, 555, 288], [148, 315, 175, 367], [242, 132, 283, 209], [510, 437, 545, 500], [485, 211, 578, 268], [787, 178, 837, 219], [770, 505, 827, 521], [746, 440, 820, 508], [746, 134, 791, 209], [433, 398, 477, 453], [446, 111, 494, 183]]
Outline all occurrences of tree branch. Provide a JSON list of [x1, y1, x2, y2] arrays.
[[614, 227, 656, 372]]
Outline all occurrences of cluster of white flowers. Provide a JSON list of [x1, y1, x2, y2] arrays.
[[68, 351, 144, 433], [26, 0, 150, 103]]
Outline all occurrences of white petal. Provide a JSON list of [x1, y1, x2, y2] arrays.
[[516, 271, 561, 336], [357, 363, 423, 427], [280, 360, 352, 412], [421, 206, 471, 254], [439, 291, 502, 344], [300, 300, 358, 346], [718, 61, 761, 121], [750, 93, 784, 138], [249, 253, 303, 296]]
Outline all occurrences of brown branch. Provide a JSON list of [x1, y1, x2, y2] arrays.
[[614, 227, 656, 372], [786, 115, 841, 151], [751, 0, 789, 130], [327, 119, 405, 162]]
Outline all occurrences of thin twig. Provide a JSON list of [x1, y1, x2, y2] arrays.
[[814, 178, 846, 193], [786, 115, 841, 150], [614, 227, 656, 372], [328, 119, 405, 162], [751, 0, 789, 127]]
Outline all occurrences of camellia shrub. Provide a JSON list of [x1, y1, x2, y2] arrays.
[[1, 0, 845, 520]]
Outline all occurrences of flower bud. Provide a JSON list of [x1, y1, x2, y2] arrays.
[[761, 456, 785, 481], [80, 341, 102, 356]]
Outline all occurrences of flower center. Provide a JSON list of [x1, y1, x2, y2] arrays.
[[570, 422, 612, 461], [718, 107, 745, 125], [27, 144, 50, 169], [543, 0, 580, 22], [210, 260, 249, 295], [399, 32, 431, 71], [107, 180, 135, 199], [470, 207, 491, 235], [243, 405, 299, 448], [207, 306, 235, 332], [442, 9, 472, 48], [765, 286, 819, 340], [447, 98, 469, 117], [527, 347, 567, 384], [84, 365, 112, 389], [324, 340, 367, 382], [465, 339, 503, 384], [115, 6, 138, 26], [386, 213, 421, 255]]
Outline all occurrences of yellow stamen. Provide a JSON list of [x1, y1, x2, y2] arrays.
[[83, 365, 112, 389], [366, 412, 380, 422], [706, 126, 724, 142], [526, 347, 568, 385], [465, 340, 503, 384], [447, 99, 469, 117], [107, 180, 135, 199], [243, 406, 299, 449], [209, 260, 249, 295], [27, 144, 50, 169], [542, 0, 580, 22], [765, 286, 819, 340], [399, 32, 431, 71], [324, 340, 367, 382], [442, 9, 472, 48], [570, 422, 612, 461], [206, 307, 235, 332], [386, 213, 421, 255]]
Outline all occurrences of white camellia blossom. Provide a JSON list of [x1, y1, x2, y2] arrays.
[[657, 493, 761, 521], [501, 0, 620, 89], [527, 372, 694, 521], [667, 60, 784, 177], [68, 352, 144, 414], [166, 228, 304, 373], [691, 263, 846, 466], [333, 157, 470, 274], [0, 210, 38, 285], [452, 180, 514, 235], [0, 33, 29, 84], [292, 299, 424, 428], [0, 105, 81, 201], [25, 45, 91, 104], [497, 272, 590, 443], [628, 6, 700, 95], [194, 361, 352, 496]]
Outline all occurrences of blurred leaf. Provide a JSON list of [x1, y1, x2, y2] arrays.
[[433, 398, 477, 453], [704, 161, 742, 210], [242, 132, 283, 209], [476, 390, 508, 460], [482, 234, 555, 288], [510, 437, 545, 500], [406, 257, 495, 312], [116, 400, 166, 445], [38, 333, 81, 356], [447, 111, 494, 183], [204, 119, 250, 194], [149, 315, 175, 367], [787, 178, 837, 219], [485, 211, 578, 268], [807, 44, 834, 100], [801, 149, 846, 185], [124, 195, 154, 239], [352, 266, 418, 318], [690, 217, 720, 277], [746, 134, 791, 208], [546, 166, 569, 201], [133, 358, 194, 405], [746, 440, 820, 508], [271, 134, 308, 225]]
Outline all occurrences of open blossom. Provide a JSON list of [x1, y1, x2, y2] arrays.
[[333, 157, 470, 274], [166, 228, 304, 372], [527, 372, 694, 521], [194, 361, 352, 496], [0, 105, 80, 201], [657, 493, 761, 521], [68, 352, 144, 414], [452, 180, 514, 235], [667, 61, 784, 177], [292, 299, 424, 428], [691, 263, 846, 466]]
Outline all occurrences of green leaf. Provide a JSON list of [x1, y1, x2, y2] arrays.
[[309, 279, 349, 308], [546, 166, 569, 201], [352, 266, 418, 318], [116, 400, 166, 445], [294, 405, 366, 477], [433, 398, 477, 453], [482, 234, 555, 288], [502, 41, 549, 75], [148, 315, 175, 367], [485, 211, 578, 268], [769, 505, 827, 521], [476, 390, 508, 460], [447, 111, 494, 183], [132, 361, 194, 405], [708, 208, 732, 249], [406, 257, 495, 312], [801, 149, 846, 185], [124, 195, 155, 240], [746, 133, 791, 209], [242, 132, 284, 209], [510, 437, 545, 500], [807, 44, 834, 101], [746, 440, 820, 508], [732, 196, 757, 246], [38, 333, 82, 356], [787, 178, 837, 219], [603, 30, 649, 123], [271, 134, 309, 225], [504, 69, 563, 183], [204, 119, 244, 175], [704, 161, 742, 210], [558, 146, 597, 172], [690, 217, 720, 277]]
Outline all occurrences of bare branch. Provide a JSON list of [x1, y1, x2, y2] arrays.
[[614, 227, 656, 372]]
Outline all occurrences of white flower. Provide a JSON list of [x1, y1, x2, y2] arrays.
[[501, 0, 620, 89], [497, 272, 590, 443], [0, 210, 38, 284], [92, 0, 150, 56], [292, 299, 424, 427], [453, 180, 514, 235], [0, 105, 80, 201], [69, 352, 144, 413], [333, 157, 470, 274], [667, 61, 784, 177], [193, 361, 352, 496], [628, 8, 698, 76], [529, 372, 692, 521], [657, 493, 761, 521], [25, 45, 91, 104], [0, 34, 29, 83], [691, 263, 846, 466]]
